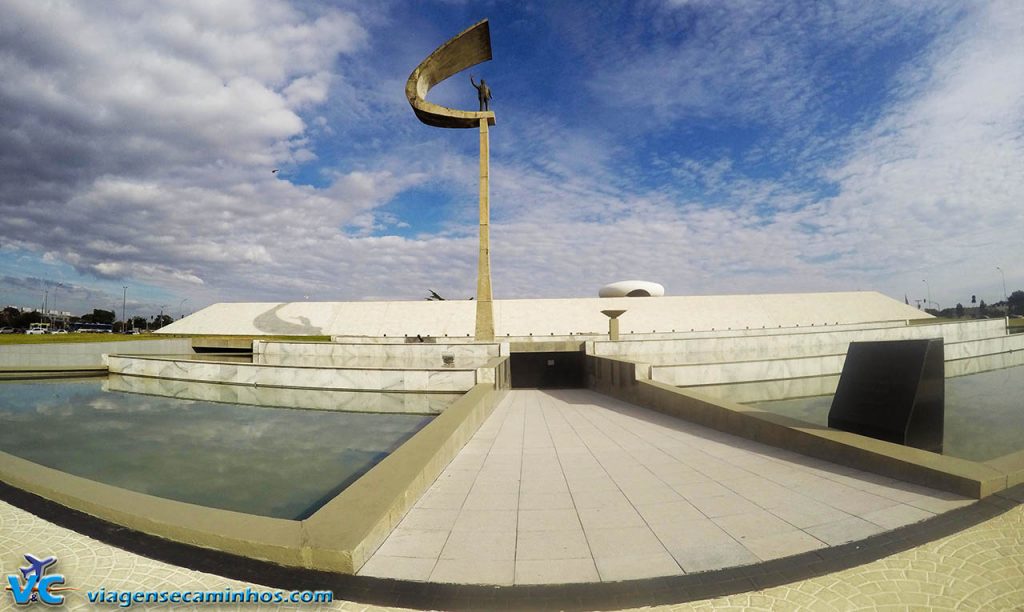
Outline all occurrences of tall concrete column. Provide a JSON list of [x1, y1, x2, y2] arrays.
[[405, 19, 497, 342], [475, 118, 495, 341]]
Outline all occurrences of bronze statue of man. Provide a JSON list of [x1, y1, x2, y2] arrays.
[[470, 75, 492, 111]]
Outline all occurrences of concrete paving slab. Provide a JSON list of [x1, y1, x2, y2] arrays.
[[440, 529, 515, 560], [363, 389, 980, 585], [594, 552, 684, 581], [516, 529, 590, 560], [585, 526, 668, 559], [356, 555, 435, 581], [429, 558, 514, 585], [373, 528, 449, 559], [514, 558, 599, 584], [671, 541, 761, 573], [517, 508, 583, 532], [804, 516, 887, 545], [861, 502, 936, 529], [396, 507, 461, 531]]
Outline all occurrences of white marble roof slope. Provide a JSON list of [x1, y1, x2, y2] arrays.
[[157, 291, 931, 337]]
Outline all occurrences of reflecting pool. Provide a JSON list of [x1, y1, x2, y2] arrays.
[[0, 378, 443, 519], [755, 363, 1024, 461]]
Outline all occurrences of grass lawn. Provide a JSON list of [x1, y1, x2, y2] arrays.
[[0, 333, 161, 346], [908, 316, 961, 325], [0, 334, 332, 346], [909, 316, 1017, 326]]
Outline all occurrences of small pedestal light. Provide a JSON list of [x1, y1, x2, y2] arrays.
[[601, 310, 627, 341]]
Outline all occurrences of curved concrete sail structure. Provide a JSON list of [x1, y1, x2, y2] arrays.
[[406, 19, 497, 341], [405, 19, 496, 129]]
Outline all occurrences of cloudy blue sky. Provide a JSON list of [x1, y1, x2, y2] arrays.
[[1, 0, 1021, 318]]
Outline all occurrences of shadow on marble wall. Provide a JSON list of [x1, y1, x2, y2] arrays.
[[253, 304, 323, 335]]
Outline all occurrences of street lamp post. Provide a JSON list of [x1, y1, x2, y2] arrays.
[[921, 279, 931, 310], [996, 266, 1007, 303], [122, 286, 128, 331], [178, 298, 189, 319]]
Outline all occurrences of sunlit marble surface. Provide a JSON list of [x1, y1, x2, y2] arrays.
[[593, 319, 1008, 362], [104, 374, 460, 414], [106, 355, 479, 392], [255, 340, 507, 361]]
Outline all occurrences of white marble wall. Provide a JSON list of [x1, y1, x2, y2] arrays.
[[473, 321, 913, 347], [340, 322, 909, 346], [947, 348, 1024, 376], [0, 338, 192, 369], [593, 319, 1007, 362], [654, 332, 1024, 388], [250, 354, 495, 370], [103, 374, 458, 414], [107, 355, 478, 392], [652, 354, 848, 386], [689, 375, 843, 404], [945, 333, 1024, 359], [256, 340, 508, 360]]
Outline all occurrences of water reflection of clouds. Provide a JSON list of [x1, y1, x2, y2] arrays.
[[84, 396, 198, 413], [0, 380, 433, 518]]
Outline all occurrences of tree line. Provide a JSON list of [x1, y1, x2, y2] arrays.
[[1, 308, 174, 331], [929, 290, 1024, 319]]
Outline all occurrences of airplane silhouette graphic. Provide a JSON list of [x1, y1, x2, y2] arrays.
[[19, 554, 57, 580]]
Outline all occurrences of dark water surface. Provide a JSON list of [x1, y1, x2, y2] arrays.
[[756, 364, 1024, 461], [0, 378, 435, 519]]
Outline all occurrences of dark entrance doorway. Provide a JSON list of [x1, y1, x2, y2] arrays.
[[510, 351, 585, 389]]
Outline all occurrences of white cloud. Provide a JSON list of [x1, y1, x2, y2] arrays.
[[0, 0, 1020, 316], [588, 0, 958, 133], [0, 0, 380, 303], [805, 0, 1024, 303], [425, 1, 1023, 307], [284, 72, 333, 108]]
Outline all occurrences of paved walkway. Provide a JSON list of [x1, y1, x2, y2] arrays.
[[1, 388, 1021, 609], [359, 389, 972, 585], [3, 495, 1020, 610], [653, 487, 1024, 610]]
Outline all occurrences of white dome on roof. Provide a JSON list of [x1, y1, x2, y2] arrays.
[[598, 280, 665, 298]]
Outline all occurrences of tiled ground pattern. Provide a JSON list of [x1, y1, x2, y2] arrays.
[[0, 498, 386, 612], [2, 388, 1019, 611], [2, 495, 1022, 610], [653, 487, 1024, 611], [360, 389, 972, 585]]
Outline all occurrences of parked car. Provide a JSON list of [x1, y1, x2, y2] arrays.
[[27, 323, 50, 334], [0, 327, 14, 334], [51, 329, 68, 334]]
